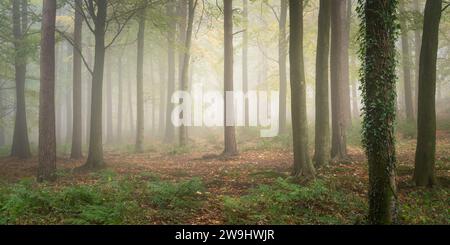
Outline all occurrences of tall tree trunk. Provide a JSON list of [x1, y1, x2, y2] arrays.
[[414, 0, 442, 187], [314, 0, 331, 168], [223, 0, 237, 156], [330, 0, 348, 160], [289, 0, 315, 177], [399, 1, 415, 122], [85, 0, 107, 169], [84, 39, 92, 145], [127, 63, 135, 138], [351, 80, 359, 119], [38, 0, 57, 182], [343, 0, 352, 127], [164, 0, 176, 143], [413, 0, 422, 114], [105, 57, 113, 143], [278, 0, 288, 135], [179, 0, 196, 146], [242, 0, 249, 127], [358, 0, 398, 224], [11, 0, 31, 158], [158, 55, 166, 138], [117, 55, 123, 142], [70, 0, 83, 159], [136, 11, 145, 152]]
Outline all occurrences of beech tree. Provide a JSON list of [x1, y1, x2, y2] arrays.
[[289, 0, 314, 178], [37, 0, 57, 182], [414, 0, 443, 187]]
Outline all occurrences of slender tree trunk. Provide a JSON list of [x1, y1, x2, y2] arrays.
[[85, 0, 107, 169], [158, 55, 166, 138], [85, 40, 92, 145], [38, 0, 57, 182], [136, 11, 145, 152], [351, 79, 359, 119], [343, 0, 352, 127], [117, 55, 123, 142], [179, 0, 196, 146], [242, 0, 249, 127], [414, 0, 442, 187], [359, 0, 398, 224], [289, 0, 315, 177], [11, 0, 31, 158], [278, 0, 288, 135], [330, 0, 348, 160], [223, 0, 237, 156], [400, 1, 415, 122], [105, 56, 113, 144], [127, 63, 135, 138], [164, 0, 176, 143], [70, 0, 83, 158], [413, 0, 422, 114], [314, 0, 331, 168]]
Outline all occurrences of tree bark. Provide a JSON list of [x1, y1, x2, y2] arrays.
[[330, 0, 348, 160], [38, 0, 57, 182], [11, 0, 31, 158], [136, 10, 145, 152], [179, 0, 196, 146], [164, 0, 176, 143], [314, 0, 331, 168], [414, 0, 442, 187], [70, 0, 83, 159], [399, 1, 415, 122], [278, 0, 288, 135], [223, 0, 237, 156], [289, 0, 315, 178], [359, 0, 398, 224], [85, 0, 107, 169]]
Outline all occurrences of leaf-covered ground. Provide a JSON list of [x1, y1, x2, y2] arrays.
[[0, 131, 449, 224]]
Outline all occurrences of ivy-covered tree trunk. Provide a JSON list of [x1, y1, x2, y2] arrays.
[[414, 0, 442, 187], [330, 0, 348, 161], [71, 0, 83, 159], [314, 0, 331, 168], [278, 0, 288, 135], [11, 0, 31, 159], [289, 0, 315, 178], [358, 0, 398, 224], [136, 10, 145, 153], [223, 0, 238, 156], [399, 1, 415, 122], [38, 0, 57, 183]]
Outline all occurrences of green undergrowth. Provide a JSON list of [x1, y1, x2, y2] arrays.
[[0, 172, 206, 224]]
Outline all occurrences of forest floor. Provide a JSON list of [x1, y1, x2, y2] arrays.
[[0, 130, 449, 225]]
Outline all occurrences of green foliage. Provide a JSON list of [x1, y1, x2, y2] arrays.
[[400, 188, 449, 224], [223, 178, 366, 224], [0, 173, 206, 224]]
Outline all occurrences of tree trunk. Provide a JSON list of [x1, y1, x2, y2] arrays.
[[164, 0, 176, 143], [179, 0, 196, 146], [314, 0, 331, 168], [399, 1, 415, 122], [136, 11, 145, 152], [289, 0, 315, 177], [105, 56, 113, 144], [343, 0, 352, 127], [158, 55, 166, 138], [413, 0, 422, 114], [359, 0, 398, 224], [70, 0, 83, 159], [330, 0, 348, 160], [85, 0, 107, 169], [414, 0, 442, 187], [223, 0, 238, 156], [11, 0, 31, 158], [38, 0, 57, 182], [127, 63, 135, 138], [242, 0, 249, 127], [117, 56, 123, 142], [278, 0, 288, 135]]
